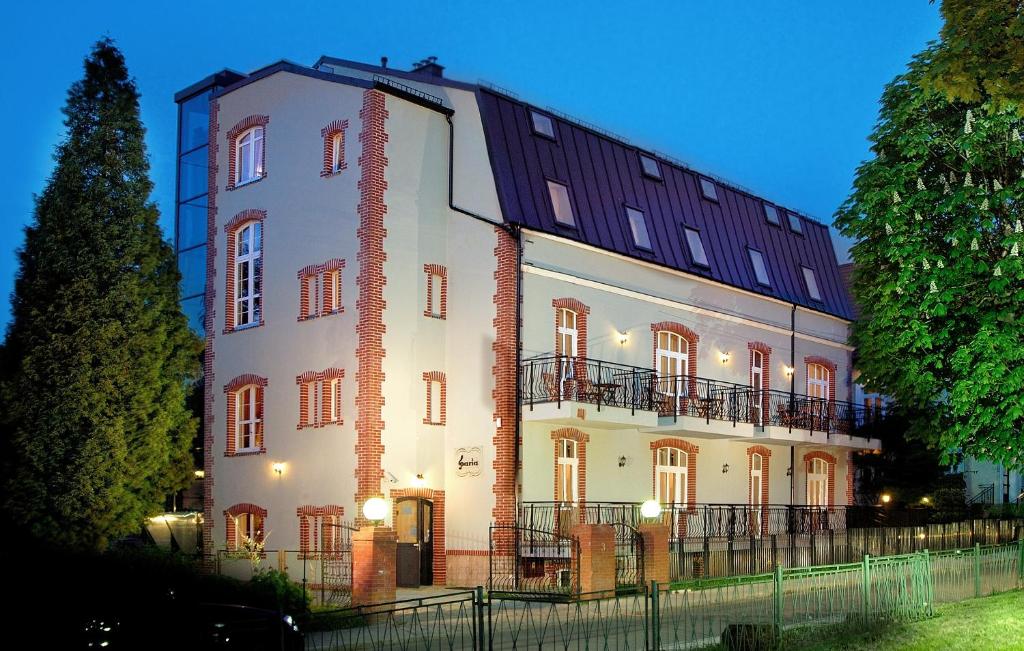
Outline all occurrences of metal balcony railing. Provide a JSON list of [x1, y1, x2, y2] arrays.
[[521, 354, 886, 438]]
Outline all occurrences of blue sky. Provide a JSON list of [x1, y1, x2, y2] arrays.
[[0, 1, 942, 328]]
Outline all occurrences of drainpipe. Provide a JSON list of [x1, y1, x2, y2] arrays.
[[790, 303, 797, 505], [445, 114, 523, 519]]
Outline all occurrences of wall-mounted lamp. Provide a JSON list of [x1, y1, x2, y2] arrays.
[[722, 463, 730, 474], [194, 469, 205, 479], [412, 473, 426, 488], [272, 462, 285, 477], [783, 365, 795, 378], [719, 351, 731, 365], [618, 455, 627, 468], [786, 466, 793, 477], [617, 330, 629, 345], [880, 493, 892, 505]]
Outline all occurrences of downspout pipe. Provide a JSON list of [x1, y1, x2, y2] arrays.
[[791, 303, 797, 505], [446, 114, 523, 517]]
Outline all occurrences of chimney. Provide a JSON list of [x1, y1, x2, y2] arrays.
[[410, 56, 444, 78], [380, 56, 388, 69]]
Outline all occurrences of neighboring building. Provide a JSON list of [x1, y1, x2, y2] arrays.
[[175, 55, 881, 588]]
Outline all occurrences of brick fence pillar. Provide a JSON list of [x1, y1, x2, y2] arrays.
[[572, 523, 616, 597], [352, 526, 397, 606], [639, 523, 670, 585]]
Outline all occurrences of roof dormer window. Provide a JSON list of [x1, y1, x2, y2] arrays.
[[788, 212, 804, 234], [748, 248, 771, 287], [625, 206, 652, 250], [683, 227, 710, 268], [639, 154, 662, 180], [530, 111, 555, 140], [547, 180, 575, 227], [764, 204, 781, 226], [699, 178, 718, 201], [802, 266, 822, 301]]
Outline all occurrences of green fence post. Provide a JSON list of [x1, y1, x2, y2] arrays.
[[923, 549, 934, 617], [773, 563, 784, 636], [974, 542, 982, 598], [1018, 537, 1023, 588], [861, 554, 871, 621], [650, 580, 660, 651]]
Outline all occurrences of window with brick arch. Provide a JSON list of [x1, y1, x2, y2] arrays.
[[555, 439, 578, 503], [556, 308, 578, 358], [656, 331, 688, 397], [235, 221, 262, 328], [235, 385, 262, 452], [807, 363, 829, 400], [233, 510, 263, 548], [236, 126, 264, 185], [751, 350, 765, 422], [656, 447, 688, 506], [807, 458, 828, 506], [330, 132, 344, 173]]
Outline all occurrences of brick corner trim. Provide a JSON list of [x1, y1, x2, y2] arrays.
[[321, 118, 350, 177], [226, 115, 270, 190], [491, 227, 518, 528], [202, 98, 221, 570]]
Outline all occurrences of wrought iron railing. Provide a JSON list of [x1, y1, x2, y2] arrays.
[[489, 524, 579, 596], [520, 355, 885, 437]]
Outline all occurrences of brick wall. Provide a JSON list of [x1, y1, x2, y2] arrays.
[[491, 228, 518, 528], [202, 99, 220, 569]]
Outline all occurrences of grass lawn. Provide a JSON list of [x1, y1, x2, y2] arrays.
[[783, 590, 1024, 650]]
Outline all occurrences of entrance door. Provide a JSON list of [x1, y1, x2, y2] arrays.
[[396, 497, 433, 587]]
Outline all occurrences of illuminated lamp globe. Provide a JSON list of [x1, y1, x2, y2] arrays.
[[640, 500, 662, 519], [362, 497, 389, 522]]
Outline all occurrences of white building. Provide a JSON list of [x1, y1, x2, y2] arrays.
[[174, 56, 881, 588]]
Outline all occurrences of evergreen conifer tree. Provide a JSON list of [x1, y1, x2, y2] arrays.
[[0, 39, 200, 550]]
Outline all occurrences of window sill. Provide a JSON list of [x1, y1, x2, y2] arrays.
[[320, 165, 348, 178], [422, 420, 446, 427], [226, 448, 266, 457], [423, 311, 446, 320], [297, 420, 344, 430], [224, 322, 264, 335], [297, 309, 344, 323], [227, 174, 266, 191]]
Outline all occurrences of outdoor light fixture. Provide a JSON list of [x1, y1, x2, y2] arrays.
[[722, 463, 730, 474], [719, 351, 731, 365], [194, 469, 205, 479], [412, 473, 426, 488], [786, 466, 793, 477], [920, 496, 931, 504], [272, 462, 285, 476], [881, 493, 892, 504], [362, 497, 388, 523], [617, 330, 629, 345], [640, 500, 662, 518], [783, 365, 795, 378], [618, 456, 627, 468]]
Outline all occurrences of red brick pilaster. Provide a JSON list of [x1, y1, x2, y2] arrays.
[[846, 450, 855, 506], [352, 526, 397, 605], [226, 115, 269, 190], [572, 523, 616, 597], [354, 90, 389, 525], [320, 119, 350, 177], [492, 228, 518, 529], [638, 524, 670, 584], [202, 99, 220, 569]]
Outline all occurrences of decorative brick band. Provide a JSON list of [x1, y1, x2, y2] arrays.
[[389, 488, 446, 584], [202, 98, 220, 569], [320, 119, 350, 177], [223, 209, 267, 333], [492, 227, 518, 529], [422, 371, 447, 425], [804, 450, 837, 507], [223, 375, 268, 456], [423, 264, 448, 319], [354, 89, 389, 525], [226, 114, 269, 190], [224, 502, 268, 550], [650, 438, 699, 512]]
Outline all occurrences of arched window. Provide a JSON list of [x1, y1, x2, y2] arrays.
[[225, 504, 267, 551], [235, 221, 262, 327], [555, 439, 578, 503], [807, 457, 828, 506], [750, 453, 763, 506], [236, 126, 265, 185], [556, 308, 578, 358], [656, 331, 688, 396], [235, 385, 262, 452], [331, 132, 344, 173], [655, 447, 688, 505], [807, 363, 829, 400]]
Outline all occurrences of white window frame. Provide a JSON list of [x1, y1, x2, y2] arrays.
[[235, 222, 261, 327], [331, 132, 344, 172], [656, 447, 688, 505], [750, 453, 763, 506], [325, 269, 341, 313], [751, 350, 764, 423], [556, 308, 578, 358], [305, 380, 321, 427], [556, 439, 578, 503], [236, 126, 264, 185], [807, 458, 828, 506], [236, 385, 260, 452], [235, 511, 259, 547], [656, 331, 688, 398], [328, 378, 341, 422], [807, 363, 830, 400]]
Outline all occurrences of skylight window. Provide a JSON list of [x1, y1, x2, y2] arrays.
[[748, 249, 771, 286], [788, 212, 803, 234], [531, 111, 555, 139], [699, 178, 718, 201], [547, 180, 575, 227], [684, 227, 710, 267], [640, 154, 661, 180], [802, 266, 822, 301], [625, 206, 652, 250], [764, 204, 781, 226]]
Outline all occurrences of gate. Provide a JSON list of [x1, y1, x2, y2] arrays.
[[319, 521, 357, 606], [613, 522, 645, 590], [488, 524, 579, 596]]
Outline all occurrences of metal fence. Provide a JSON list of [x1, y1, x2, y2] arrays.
[[488, 524, 579, 597], [299, 540, 1022, 650]]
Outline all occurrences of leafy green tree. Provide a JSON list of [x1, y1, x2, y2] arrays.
[[835, 45, 1024, 469], [926, 0, 1024, 111], [0, 39, 200, 550]]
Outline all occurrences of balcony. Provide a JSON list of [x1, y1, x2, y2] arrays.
[[520, 355, 884, 446]]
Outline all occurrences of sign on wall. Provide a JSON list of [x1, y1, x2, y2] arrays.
[[455, 447, 482, 477]]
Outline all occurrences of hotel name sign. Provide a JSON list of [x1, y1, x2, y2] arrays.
[[455, 447, 482, 477]]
